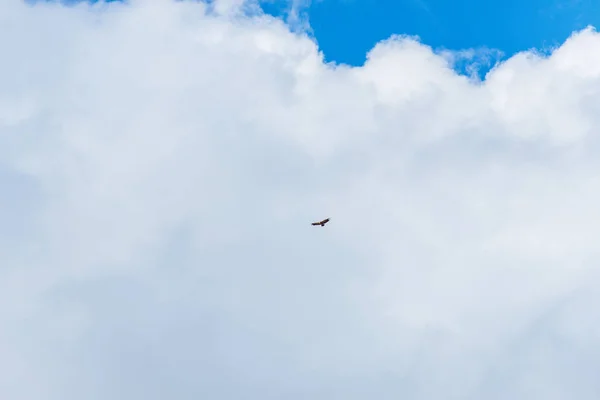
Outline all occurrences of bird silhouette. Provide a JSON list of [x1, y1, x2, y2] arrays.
[[311, 218, 330, 227]]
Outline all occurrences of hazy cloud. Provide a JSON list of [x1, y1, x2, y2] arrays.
[[2, 1, 600, 399]]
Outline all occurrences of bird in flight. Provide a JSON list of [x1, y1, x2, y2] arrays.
[[311, 217, 330, 227]]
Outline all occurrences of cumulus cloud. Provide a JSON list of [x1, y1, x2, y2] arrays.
[[2, 1, 600, 399]]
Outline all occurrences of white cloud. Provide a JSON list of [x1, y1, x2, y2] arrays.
[[2, 1, 600, 399]]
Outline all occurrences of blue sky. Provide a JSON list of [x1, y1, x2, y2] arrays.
[[261, 0, 598, 69]]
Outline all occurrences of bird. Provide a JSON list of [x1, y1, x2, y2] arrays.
[[311, 218, 330, 227]]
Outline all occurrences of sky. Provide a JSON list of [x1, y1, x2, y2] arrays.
[[263, 0, 600, 69], [3, 0, 600, 399]]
